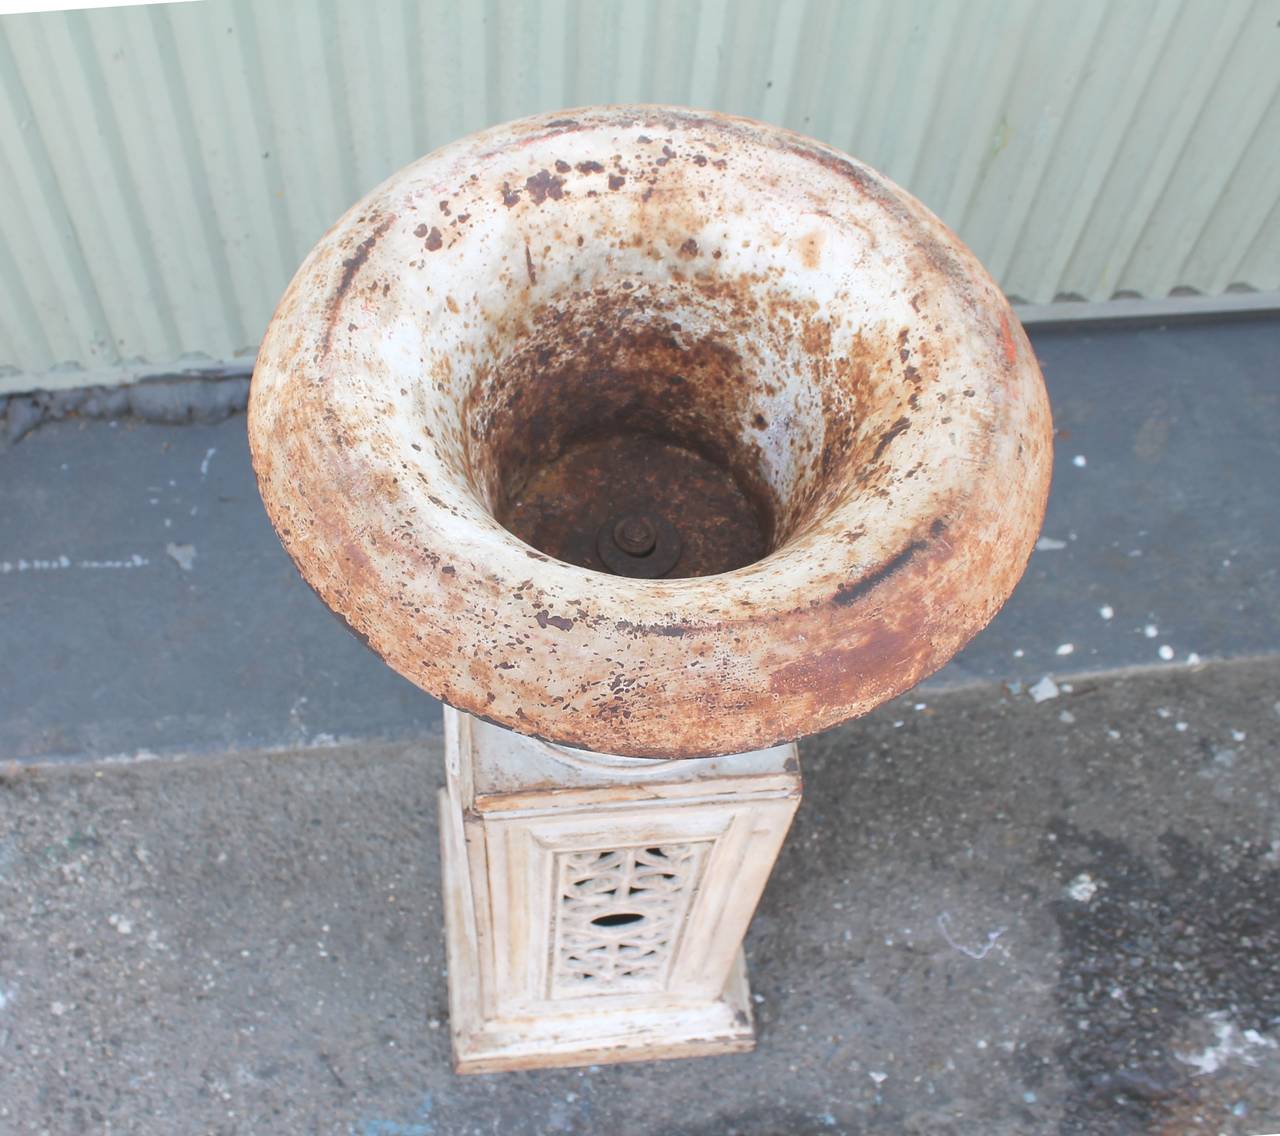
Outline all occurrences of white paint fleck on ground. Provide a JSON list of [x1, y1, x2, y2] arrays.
[[1035, 536, 1067, 551], [200, 447, 217, 478], [1056, 643, 1075, 656], [1099, 605, 1114, 620], [1072, 455, 1087, 468], [1158, 644, 1175, 661], [166, 543, 196, 571], [1029, 676, 1059, 703], [1144, 624, 1159, 638], [1067, 874, 1099, 902]]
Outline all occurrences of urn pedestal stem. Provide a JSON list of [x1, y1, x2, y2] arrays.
[[438, 707, 801, 1073]]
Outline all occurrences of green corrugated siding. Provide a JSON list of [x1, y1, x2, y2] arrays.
[[1, 0, 1277, 386]]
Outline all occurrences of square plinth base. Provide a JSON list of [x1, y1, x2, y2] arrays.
[[438, 788, 756, 1074]]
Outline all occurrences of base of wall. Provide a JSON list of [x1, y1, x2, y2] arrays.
[[438, 787, 756, 1074]]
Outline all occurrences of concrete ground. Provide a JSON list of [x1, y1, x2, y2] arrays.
[[2, 658, 1278, 1136], [4, 315, 1279, 765], [2, 313, 1278, 1133]]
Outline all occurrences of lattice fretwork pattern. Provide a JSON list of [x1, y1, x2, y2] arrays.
[[551, 843, 710, 997]]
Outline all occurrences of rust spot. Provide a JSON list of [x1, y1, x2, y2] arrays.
[[536, 610, 574, 632], [608, 174, 626, 190], [501, 182, 521, 207], [500, 434, 768, 580], [615, 620, 686, 638], [525, 169, 566, 204], [554, 159, 571, 173], [871, 415, 911, 461], [766, 619, 926, 700], [832, 540, 926, 607], [576, 160, 605, 174], [679, 237, 699, 258], [321, 213, 396, 359], [414, 223, 429, 238], [797, 230, 823, 269], [1000, 311, 1018, 366], [424, 227, 443, 251], [524, 243, 537, 286]]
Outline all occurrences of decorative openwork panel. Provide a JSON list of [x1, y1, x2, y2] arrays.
[[550, 842, 711, 998]]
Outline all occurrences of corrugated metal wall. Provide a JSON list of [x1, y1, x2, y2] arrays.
[[1, 0, 1277, 389]]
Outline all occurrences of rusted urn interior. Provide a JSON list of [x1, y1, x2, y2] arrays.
[[249, 106, 1052, 758]]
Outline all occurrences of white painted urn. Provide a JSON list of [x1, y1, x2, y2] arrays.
[[249, 106, 1050, 759]]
